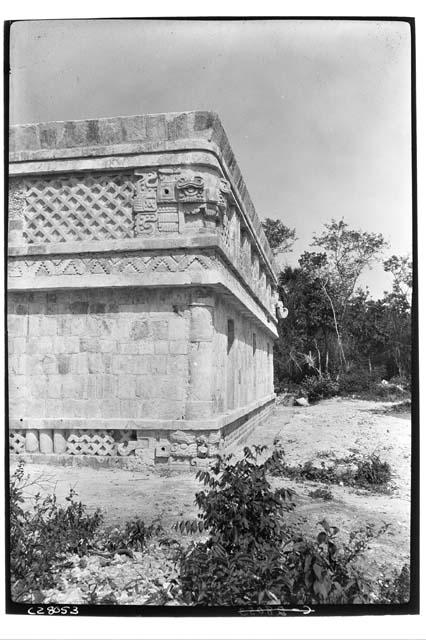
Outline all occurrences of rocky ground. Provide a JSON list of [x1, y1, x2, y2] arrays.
[[11, 397, 411, 605]]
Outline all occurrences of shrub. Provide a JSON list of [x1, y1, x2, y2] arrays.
[[372, 383, 406, 400], [355, 455, 392, 486], [283, 520, 393, 605], [338, 368, 411, 401], [10, 462, 102, 602], [178, 447, 393, 606], [178, 446, 296, 605], [301, 374, 339, 403], [338, 369, 374, 394], [308, 487, 334, 501], [100, 517, 163, 553], [179, 446, 295, 549], [268, 451, 392, 491], [377, 564, 410, 604]]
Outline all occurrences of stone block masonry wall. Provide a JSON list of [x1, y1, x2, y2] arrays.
[[8, 287, 190, 424], [212, 296, 274, 413], [8, 284, 275, 465], [222, 398, 276, 453]]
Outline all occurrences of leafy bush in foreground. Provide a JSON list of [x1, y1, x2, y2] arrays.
[[10, 453, 403, 607], [10, 463, 176, 604], [178, 446, 296, 605], [378, 564, 410, 604], [178, 447, 392, 606], [100, 518, 163, 554], [10, 461, 103, 602]]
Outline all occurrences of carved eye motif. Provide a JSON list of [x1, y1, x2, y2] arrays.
[[176, 175, 204, 190], [176, 175, 205, 201]]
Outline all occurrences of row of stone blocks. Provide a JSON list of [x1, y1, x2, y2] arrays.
[[222, 399, 275, 452], [9, 429, 136, 456], [9, 428, 222, 463], [9, 401, 276, 465]]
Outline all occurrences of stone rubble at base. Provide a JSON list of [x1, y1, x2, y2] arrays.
[[8, 111, 282, 466]]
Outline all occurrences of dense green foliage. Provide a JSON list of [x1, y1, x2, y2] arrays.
[[10, 463, 164, 603], [262, 218, 297, 255], [301, 374, 340, 403], [178, 447, 402, 606], [100, 518, 163, 554], [10, 461, 103, 601], [264, 217, 412, 396], [10, 454, 408, 606]]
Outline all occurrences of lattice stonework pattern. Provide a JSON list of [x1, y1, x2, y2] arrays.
[[9, 430, 26, 454], [64, 430, 139, 456], [23, 173, 135, 243], [66, 430, 116, 456]]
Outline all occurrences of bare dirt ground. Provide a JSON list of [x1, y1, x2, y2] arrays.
[[271, 398, 411, 578], [12, 397, 411, 604]]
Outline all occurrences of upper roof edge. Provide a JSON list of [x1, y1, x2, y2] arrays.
[[9, 111, 279, 279], [9, 111, 217, 153]]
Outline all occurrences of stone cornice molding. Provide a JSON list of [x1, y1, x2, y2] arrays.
[[8, 234, 277, 328], [9, 111, 279, 283]]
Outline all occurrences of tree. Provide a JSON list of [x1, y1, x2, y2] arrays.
[[311, 218, 387, 319], [383, 255, 412, 306], [272, 220, 410, 393], [381, 255, 412, 379], [275, 264, 335, 385], [344, 290, 390, 377], [300, 219, 387, 370], [262, 218, 297, 255]]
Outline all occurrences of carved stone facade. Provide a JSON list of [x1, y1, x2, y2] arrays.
[[22, 173, 135, 243], [8, 111, 281, 466], [8, 251, 216, 279]]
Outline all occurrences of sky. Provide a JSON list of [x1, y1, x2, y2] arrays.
[[9, 19, 413, 298]]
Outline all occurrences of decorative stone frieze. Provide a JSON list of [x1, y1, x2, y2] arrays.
[[8, 397, 275, 464], [132, 170, 159, 235], [10, 164, 276, 313], [22, 173, 135, 243], [176, 174, 205, 203], [8, 251, 215, 278], [9, 430, 26, 454]]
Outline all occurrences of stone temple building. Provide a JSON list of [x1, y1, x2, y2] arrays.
[[8, 111, 284, 467]]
